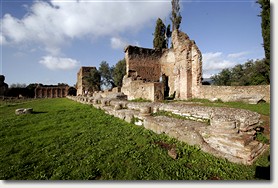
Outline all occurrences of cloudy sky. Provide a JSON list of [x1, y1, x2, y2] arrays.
[[1, 0, 264, 86]]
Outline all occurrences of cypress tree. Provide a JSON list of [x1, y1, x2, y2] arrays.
[[257, 0, 270, 83], [153, 18, 166, 50], [171, 0, 182, 31]]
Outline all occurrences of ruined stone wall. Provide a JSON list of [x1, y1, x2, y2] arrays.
[[122, 30, 270, 104], [121, 76, 164, 101], [160, 50, 176, 97], [124, 46, 162, 82], [172, 30, 202, 100], [122, 30, 203, 101], [196, 85, 270, 103], [76, 66, 97, 96], [35, 86, 68, 98]]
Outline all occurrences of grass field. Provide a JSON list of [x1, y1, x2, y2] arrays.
[[0, 98, 270, 180]]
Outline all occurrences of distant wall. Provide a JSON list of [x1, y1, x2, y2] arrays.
[[35, 86, 68, 98], [196, 85, 270, 103]]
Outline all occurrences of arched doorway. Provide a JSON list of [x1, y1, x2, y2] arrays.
[[67, 87, 77, 96]]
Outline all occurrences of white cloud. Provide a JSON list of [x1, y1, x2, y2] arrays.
[[202, 51, 248, 78], [39, 56, 80, 70], [1, 0, 171, 54], [110, 37, 128, 50], [227, 51, 249, 59], [0, 33, 7, 45]]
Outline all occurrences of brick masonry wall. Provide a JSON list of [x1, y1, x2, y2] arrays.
[[125, 46, 162, 82]]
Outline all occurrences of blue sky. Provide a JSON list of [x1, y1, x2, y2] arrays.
[[0, 0, 265, 86]]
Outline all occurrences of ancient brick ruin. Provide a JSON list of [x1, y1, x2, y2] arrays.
[[122, 30, 202, 101], [70, 29, 270, 165], [35, 85, 69, 98], [122, 30, 270, 103], [76, 66, 99, 96]]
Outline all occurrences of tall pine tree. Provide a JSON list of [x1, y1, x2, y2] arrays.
[[257, 0, 270, 83]]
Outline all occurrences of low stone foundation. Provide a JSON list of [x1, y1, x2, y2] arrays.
[[67, 95, 269, 165]]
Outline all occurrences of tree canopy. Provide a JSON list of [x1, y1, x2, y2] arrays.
[[99, 61, 116, 89], [113, 59, 126, 87], [210, 59, 269, 86], [83, 68, 101, 92]]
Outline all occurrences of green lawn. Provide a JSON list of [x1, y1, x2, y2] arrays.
[[0, 98, 270, 180]]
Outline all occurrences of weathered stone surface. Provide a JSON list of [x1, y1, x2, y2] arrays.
[[67, 95, 269, 165], [122, 30, 203, 101], [140, 106, 151, 116]]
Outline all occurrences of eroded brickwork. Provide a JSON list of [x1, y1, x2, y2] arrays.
[[122, 30, 203, 101], [125, 46, 162, 82], [122, 30, 269, 104]]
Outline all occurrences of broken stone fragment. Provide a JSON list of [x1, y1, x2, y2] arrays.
[[168, 148, 178, 159], [140, 106, 151, 116], [15, 108, 33, 115], [15, 108, 25, 115]]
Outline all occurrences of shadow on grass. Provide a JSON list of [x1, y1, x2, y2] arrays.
[[255, 155, 270, 180], [32, 111, 48, 114]]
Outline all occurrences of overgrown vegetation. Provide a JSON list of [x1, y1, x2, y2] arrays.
[[0, 98, 270, 180]]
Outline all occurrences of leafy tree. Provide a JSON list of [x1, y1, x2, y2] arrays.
[[58, 83, 69, 86], [211, 59, 269, 86], [99, 61, 116, 89], [230, 64, 244, 85], [83, 68, 101, 92], [257, 0, 270, 83], [113, 59, 126, 87], [171, 0, 182, 31], [153, 18, 167, 50], [211, 68, 231, 86], [10, 83, 27, 88]]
